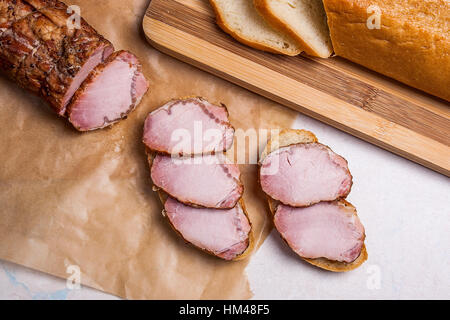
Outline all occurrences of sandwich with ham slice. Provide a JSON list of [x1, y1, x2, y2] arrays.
[[259, 129, 367, 271]]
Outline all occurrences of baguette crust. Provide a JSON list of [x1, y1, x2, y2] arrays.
[[147, 151, 254, 261], [209, 0, 301, 56], [262, 129, 366, 272], [323, 0, 450, 101]]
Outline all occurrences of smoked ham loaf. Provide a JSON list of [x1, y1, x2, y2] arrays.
[[143, 97, 235, 156], [209, 0, 301, 55], [143, 98, 254, 261], [323, 0, 450, 101], [0, 0, 149, 130], [0, 0, 113, 115], [260, 129, 367, 271], [254, 0, 333, 57]]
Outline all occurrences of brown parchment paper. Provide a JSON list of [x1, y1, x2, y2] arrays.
[[0, 0, 297, 299]]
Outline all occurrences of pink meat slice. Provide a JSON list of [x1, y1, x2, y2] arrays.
[[151, 154, 243, 209], [143, 97, 235, 155], [0, 0, 116, 117], [164, 197, 251, 260], [260, 143, 352, 207], [274, 202, 365, 263], [68, 50, 149, 131]]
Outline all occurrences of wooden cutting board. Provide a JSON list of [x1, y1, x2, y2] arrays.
[[143, 0, 450, 176]]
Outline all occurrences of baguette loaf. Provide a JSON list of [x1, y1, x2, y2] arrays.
[[209, 0, 302, 55], [323, 0, 450, 101], [254, 0, 333, 58]]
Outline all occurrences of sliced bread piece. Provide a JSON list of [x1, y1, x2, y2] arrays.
[[260, 129, 367, 272], [209, 0, 302, 56], [254, 0, 334, 58]]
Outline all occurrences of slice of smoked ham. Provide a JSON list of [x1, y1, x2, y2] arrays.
[[143, 97, 235, 155], [260, 143, 352, 207], [151, 154, 243, 209], [164, 197, 251, 260], [274, 201, 365, 263], [0, 0, 114, 115], [68, 50, 149, 131]]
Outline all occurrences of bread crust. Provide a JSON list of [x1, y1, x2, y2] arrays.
[[209, 0, 301, 56], [323, 0, 450, 101], [261, 129, 366, 272], [259, 128, 318, 162], [253, 0, 333, 58], [254, 0, 318, 57], [268, 197, 367, 271]]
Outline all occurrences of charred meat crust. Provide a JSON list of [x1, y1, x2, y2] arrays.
[[260, 129, 366, 271]]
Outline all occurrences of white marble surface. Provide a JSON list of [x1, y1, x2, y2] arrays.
[[1, 113, 449, 300]]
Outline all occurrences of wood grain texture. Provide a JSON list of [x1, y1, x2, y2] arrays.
[[143, 0, 450, 176]]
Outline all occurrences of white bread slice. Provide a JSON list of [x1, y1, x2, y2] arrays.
[[260, 129, 367, 272], [209, 0, 302, 56], [254, 0, 334, 58]]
